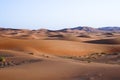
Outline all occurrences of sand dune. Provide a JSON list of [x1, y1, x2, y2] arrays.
[[0, 37, 119, 80], [0, 37, 120, 56], [0, 26, 120, 80], [0, 58, 120, 80], [85, 38, 120, 44], [47, 34, 81, 42]]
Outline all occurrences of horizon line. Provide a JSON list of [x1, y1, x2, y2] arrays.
[[0, 26, 120, 30]]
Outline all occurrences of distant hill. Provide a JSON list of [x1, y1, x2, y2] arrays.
[[61, 26, 120, 32], [59, 26, 100, 32], [98, 27, 120, 32], [71, 26, 100, 32]]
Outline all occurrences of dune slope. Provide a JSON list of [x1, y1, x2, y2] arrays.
[[0, 38, 120, 56], [0, 58, 120, 80]]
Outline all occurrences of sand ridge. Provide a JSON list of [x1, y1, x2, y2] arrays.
[[0, 36, 120, 80]]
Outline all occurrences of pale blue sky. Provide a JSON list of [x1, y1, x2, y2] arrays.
[[0, 0, 120, 30]]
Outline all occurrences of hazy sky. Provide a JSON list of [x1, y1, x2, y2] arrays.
[[0, 0, 120, 30]]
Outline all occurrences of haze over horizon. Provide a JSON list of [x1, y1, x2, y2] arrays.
[[0, 0, 120, 30]]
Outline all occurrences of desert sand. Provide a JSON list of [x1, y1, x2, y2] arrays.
[[0, 57, 120, 80], [0, 27, 120, 80], [0, 37, 119, 80]]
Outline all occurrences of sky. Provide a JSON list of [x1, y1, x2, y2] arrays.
[[0, 0, 120, 30]]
